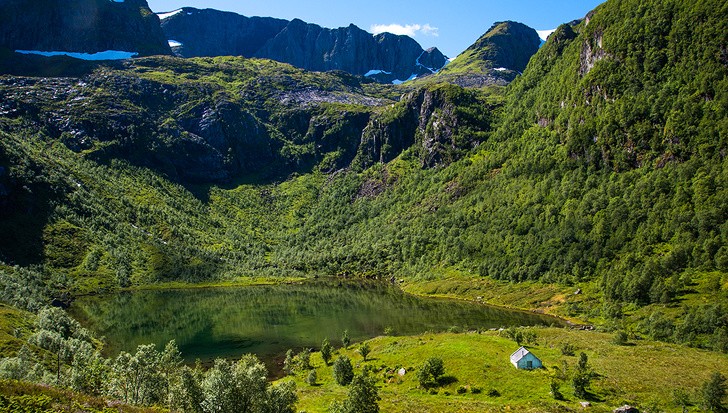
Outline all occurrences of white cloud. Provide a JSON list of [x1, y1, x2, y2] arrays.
[[370, 23, 439, 38], [536, 29, 556, 42]]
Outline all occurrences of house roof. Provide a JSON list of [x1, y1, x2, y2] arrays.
[[510, 346, 535, 363]]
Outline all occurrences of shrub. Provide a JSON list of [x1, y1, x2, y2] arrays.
[[298, 348, 312, 370], [358, 342, 371, 361], [613, 330, 629, 345], [560, 342, 576, 356], [321, 338, 333, 365], [471, 386, 482, 394], [306, 370, 317, 386], [457, 385, 467, 394], [417, 357, 445, 388], [550, 381, 564, 400], [342, 330, 351, 349], [333, 355, 354, 386], [701, 372, 726, 412], [487, 389, 500, 397]]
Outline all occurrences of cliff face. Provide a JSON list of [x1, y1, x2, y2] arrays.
[[0, 0, 170, 56], [159, 8, 447, 83], [160, 8, 288, 58]]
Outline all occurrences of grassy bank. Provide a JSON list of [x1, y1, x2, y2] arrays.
[[120, 275, 310, 292], [284, 328, 728, 412], [401, 271, 592, 324]]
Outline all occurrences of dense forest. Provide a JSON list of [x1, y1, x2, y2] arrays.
[[0, 0, 727, 410]]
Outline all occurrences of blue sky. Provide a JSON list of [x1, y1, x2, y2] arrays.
[[147, 0, 605, 57]]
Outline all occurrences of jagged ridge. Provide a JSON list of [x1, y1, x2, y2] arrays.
[[160, 8, 447, 83]]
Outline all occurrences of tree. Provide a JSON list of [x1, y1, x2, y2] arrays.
[[265, 380, 298, 413], [298, 348, 311, 370], [306, 370, 317, 386], [328, 371, 379, 413], [321, 338, 333, 365], [283, 350, 295, 375], [417, 357, 445, 388], [332, 355, 354, 386], [358, 342, 371, 361], [702, 372, 726, 412], [201, 355, 268, 413], [342, 330, 351, 349], [346, 371, 380, 413], [200, 359, 237, 413], [550, 380, 564, 400], [572, 352, 591, 399], [111, 344, 164, 406], [170, 366, 205, 413]]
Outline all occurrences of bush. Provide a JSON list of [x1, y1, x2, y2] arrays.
[[306, 370, 317, 386], [560, 342, 576, 356], [358, 342, 371, 361], [298, 348, 312, 370], [613, 330, 629, 345], [333, 355, 354, 386], [417, 357, 445, 388], [701, 372, 726, 412], [470, 386, 482, 394], [321, 338, 333, 365], [550, 381, 564, 400], [487, 389, 500, 397], [457, 385, 467, 394], [342, 330, 351, 349]]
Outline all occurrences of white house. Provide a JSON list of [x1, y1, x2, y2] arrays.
[[510, 346, 542, 370]]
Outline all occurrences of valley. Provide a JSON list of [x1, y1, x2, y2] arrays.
[[0, 0, 727, 411]]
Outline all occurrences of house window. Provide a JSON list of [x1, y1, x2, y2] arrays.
[[527, 360, 533, 369]]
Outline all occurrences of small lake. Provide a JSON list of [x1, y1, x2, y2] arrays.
[[70, 280, 563, 372]]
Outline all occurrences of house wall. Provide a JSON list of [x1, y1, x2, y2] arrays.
[[516, 353, 542, 369]]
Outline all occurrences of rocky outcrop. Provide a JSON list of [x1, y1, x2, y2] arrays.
[[0, 0, 170, 56], [435, 21, 540, 88], [159, 8, 447, 83], [356, 85, 492, 168]]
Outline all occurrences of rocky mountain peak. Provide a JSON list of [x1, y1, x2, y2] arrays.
[[433, 20, 540, 88]]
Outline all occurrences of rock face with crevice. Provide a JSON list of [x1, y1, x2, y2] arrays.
[[0, 0, 170, 56], [159, 8, 447, 83]]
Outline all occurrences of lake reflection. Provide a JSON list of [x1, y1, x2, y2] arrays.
[[70, 280, 562, 368]]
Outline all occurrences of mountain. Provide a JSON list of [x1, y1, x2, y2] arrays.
[[0, 0, 725, 350], [157, 8, 288, 58], [434, 21, 541, 87], [0, 0, 170, 57], [159, 8, 447, 83]]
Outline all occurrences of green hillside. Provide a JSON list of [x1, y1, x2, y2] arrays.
[[0, 0, 726, 330]]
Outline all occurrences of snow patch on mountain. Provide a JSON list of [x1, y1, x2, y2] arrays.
[[392, 73, 418, 85], [364, 69, 392, 77], [168, 40, 183, 47], [157, 9, 183, 20]]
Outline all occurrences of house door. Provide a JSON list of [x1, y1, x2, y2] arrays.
[[527, 360, 533, 369]]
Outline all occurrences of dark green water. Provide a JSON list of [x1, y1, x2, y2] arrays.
[[70, 281, 563, 370]]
